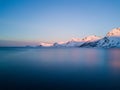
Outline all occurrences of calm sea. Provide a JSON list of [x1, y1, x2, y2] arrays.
[[0, 47, 120, 90]]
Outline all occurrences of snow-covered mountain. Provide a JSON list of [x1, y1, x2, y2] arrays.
[[39, 28, 120, 48], [97, 28, 120, 48], [53, 35, 101, 47], [80, 28, 120, 48], [81, 35, 101, 42], [107, 28, 120, 37], [96, 37, 120, 48]]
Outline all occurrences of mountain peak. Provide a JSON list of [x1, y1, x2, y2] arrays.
[[71, 37, 82, 42], [107, 28, 120, 37], [39, 27, 120, 48], [82, 35, 101, 42]]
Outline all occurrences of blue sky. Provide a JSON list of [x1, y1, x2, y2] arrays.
[[0, 0, 120, 46]]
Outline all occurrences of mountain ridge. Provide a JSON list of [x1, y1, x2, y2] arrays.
[[39, 28, 120, 48]]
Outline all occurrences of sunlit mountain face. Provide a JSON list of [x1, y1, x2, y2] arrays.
[[107, 28, 120, 37], [38, 28, 120, 48]]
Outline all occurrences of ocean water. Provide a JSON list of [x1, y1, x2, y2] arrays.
[[0, 47, 120, 90]]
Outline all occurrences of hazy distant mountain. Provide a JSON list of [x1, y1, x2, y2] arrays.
[[0, 40, 39, 47], [39, 42, 53, 47]]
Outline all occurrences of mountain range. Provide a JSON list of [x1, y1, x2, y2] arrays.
[[39, 28, 120, 48]]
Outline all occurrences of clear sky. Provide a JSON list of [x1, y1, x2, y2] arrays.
[[0, 0, 120, 46]]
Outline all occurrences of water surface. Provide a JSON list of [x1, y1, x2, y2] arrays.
[[0, 47, 120, 90]]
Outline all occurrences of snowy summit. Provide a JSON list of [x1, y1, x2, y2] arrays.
[[107, 28, 120, 37], [39, 28, 120, 48]]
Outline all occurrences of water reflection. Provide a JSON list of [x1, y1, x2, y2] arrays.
[[108, 49, 120, 76], [0, 48, 120, 90]]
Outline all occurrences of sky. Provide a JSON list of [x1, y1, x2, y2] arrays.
[[0, 0, 120, 46]]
